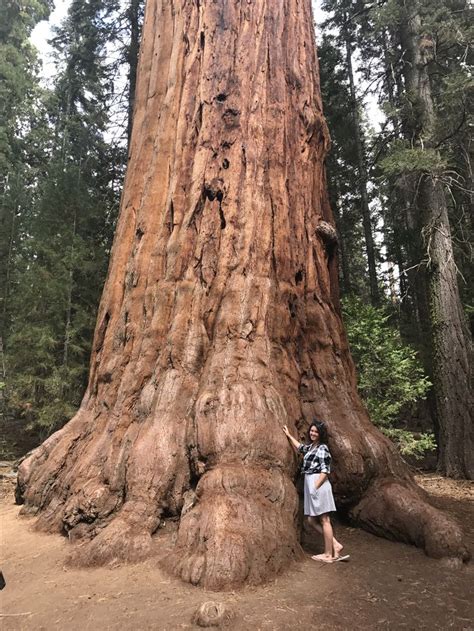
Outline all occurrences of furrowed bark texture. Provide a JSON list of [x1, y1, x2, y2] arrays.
[[17, 0, 469, 589], [421, 179, 474, 478], [400, 3, 474, 479]]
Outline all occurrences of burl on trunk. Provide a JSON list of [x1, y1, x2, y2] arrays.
[[17, 0, 468, 588]]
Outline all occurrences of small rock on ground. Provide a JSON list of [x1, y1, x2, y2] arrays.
[[193, 601, 234, 627]]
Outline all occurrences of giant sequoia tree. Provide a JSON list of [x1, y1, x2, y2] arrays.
[[17, 0, 468, 589]]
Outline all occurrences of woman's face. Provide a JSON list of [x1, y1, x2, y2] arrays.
[[309, 425, 320, 443]]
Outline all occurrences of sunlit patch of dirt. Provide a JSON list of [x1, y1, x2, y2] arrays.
[[416, 473, 474, 502]]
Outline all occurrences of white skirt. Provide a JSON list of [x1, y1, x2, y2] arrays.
[[304, 474, 336, 516]]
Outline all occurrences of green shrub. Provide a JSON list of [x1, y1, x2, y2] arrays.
[[343, 296, 435, 458]]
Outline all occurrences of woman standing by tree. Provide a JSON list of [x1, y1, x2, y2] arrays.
[[283, 421, 349, 563]]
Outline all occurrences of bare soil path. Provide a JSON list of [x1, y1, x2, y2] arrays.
[[1, 470, 472, 630]]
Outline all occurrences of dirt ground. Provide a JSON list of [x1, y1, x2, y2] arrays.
[[1, 468, 472, 631]]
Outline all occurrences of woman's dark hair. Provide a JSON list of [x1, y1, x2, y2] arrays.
[[307, 419, 328, 444]]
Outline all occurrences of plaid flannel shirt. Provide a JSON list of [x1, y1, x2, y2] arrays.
[[298, 443, 332, 475]]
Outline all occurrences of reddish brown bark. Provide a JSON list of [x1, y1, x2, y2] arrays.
[[17, 0, 469, 589]]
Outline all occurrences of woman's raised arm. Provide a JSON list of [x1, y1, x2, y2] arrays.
[[282, 425, 302, 451]]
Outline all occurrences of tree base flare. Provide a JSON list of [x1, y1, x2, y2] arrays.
[[350, 478, 470, 562], [66, 521, 153, 568], [165, 466, 303, 589], [17, 444, 470, 589]]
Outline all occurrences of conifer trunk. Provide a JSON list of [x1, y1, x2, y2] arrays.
[[328, 178, 351, 293], [343, 25, 379, 304], [0, 175, 17, 341], [399, 3, 473, 479], [126, 0, 142, 145], [17, 0, 469, 589]]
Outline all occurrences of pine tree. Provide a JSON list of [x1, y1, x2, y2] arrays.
[[395, 0, 473, 478], [0, 0, 51, 412], [320, 0, 473, 477], [318, 34, 368, 296], [4, 0, 125, 431], [320, 0, 380, 303]]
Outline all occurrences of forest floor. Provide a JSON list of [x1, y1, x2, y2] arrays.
[[0, 465, 472, 631]]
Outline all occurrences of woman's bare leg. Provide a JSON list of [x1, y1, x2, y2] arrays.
[[320, 514, 335, 559], [306, 516, 343, 556]]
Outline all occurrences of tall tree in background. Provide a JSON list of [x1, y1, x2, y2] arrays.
[[396, 0, 473, 478], [318, 34, 367, 296], [341, 17, 379, 303], [125, 0, 143, 143], [424, 0, 473, 335], [0, 0, 51, 406], [3, 0, 125, 431], [18, 0, 468, 590], [319, 0, 473, 478], [321, 0, 380, 303]]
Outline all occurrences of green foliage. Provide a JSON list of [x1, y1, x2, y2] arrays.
[[1, 0, 128, 435], [318, 0, 472, 468], [343, 296, 435, 458], [0, 0, 51, 171], [380, 145, 447, 176], [1, 0, 51, 340], [321, 0, 472, 336], [382, 428, 437, 458], [318, 33, 373, 298]]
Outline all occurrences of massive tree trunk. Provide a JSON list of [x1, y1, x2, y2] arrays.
[[17, 0, 469, 589], [399, 2, 473, 479]]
